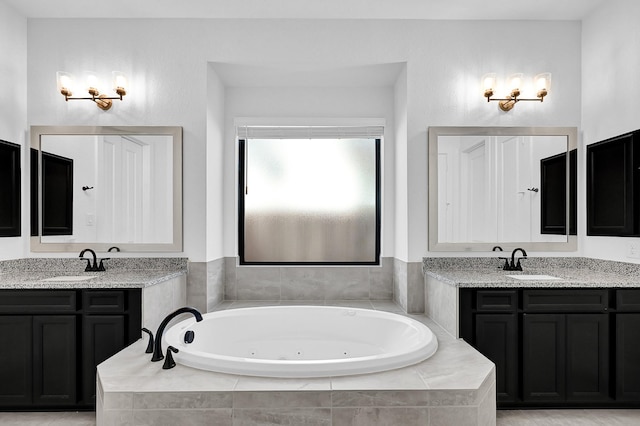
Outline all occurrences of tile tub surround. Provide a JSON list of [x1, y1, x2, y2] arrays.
[[223, 257, 394, 302], [422, 256, 640, 338], [96, 302, 496, 426]]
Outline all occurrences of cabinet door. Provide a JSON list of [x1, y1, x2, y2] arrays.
[[82, 315, 125, 405], [587, 132, 639, 236], [523, 313, 566, 402], [475, 314, 518, 403], [565, 314, 609, 402], [616, 313, 640, 401], [32, 315, 76, 406], [0, 316, 32, 407]]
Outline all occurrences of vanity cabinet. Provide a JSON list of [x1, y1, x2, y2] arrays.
[[0, 289, 141, 410], [460, 288, 640, 408]]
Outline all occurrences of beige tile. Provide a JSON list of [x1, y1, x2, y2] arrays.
[[132, 409, 232, 426], [133, 391, 232, 409], [234, 376, 331, 391], [236, 267, 281, 300], [280, 267, 328, 300], [233, 408, 331, 426], [233, 391, 331, 408], [102, 391, 133, 410], [332, 407, 429, 426], [331, 390, 429, 407], [430, 406, 478, 426], [330, 367, 428, 391]]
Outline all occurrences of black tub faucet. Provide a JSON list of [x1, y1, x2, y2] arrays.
[[504, 247, 528, 271], [151, 307, 203, 362]]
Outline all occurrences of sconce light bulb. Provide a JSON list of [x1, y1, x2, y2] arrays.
[[112, 71, 127, 97], [534, 73, 551, 99], [57, 71, 75, 97], [481, 73, 496, 99]]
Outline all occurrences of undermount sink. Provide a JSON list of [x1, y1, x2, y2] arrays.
[[41, 275, 98, 282], [506, 274, 562, 281]]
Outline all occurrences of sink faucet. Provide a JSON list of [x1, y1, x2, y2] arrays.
[[504, 247, 528, 271], [151, 307, 203, 363], [79, 248, 109, 272], [79, 248, 98, 272]]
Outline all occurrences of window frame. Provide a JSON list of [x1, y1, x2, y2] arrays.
[[238, 137, 381, 266]]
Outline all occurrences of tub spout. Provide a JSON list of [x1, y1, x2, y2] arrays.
[[152, 307, 203, 362]]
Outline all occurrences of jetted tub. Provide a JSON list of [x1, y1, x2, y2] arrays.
[[163, 305, 438, 378]]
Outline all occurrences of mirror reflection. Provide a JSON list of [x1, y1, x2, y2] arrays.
[[428, 127, 577, 252], [30, 126, 183, 252]]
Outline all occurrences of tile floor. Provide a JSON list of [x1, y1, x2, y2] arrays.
[[1, 409, 640, 425]]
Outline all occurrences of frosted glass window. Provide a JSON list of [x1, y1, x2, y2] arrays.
[[239, 137, 380, 264]]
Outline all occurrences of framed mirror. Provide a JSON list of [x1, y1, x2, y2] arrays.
[[428, 126, 577, 252], [30, 126, 183, 252]]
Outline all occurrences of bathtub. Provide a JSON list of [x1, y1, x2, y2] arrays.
[[163, 305, 438, 378]]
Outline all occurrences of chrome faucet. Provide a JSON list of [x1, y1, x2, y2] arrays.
[[504, 247, 527, 271], [151, 307, 203, 363]]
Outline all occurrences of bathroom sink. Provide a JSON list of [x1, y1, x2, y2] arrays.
[[506, 274, 561, 280], [41, 275, 98, 282]]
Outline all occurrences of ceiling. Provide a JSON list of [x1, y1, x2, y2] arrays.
[[3, 0, 605, 20]]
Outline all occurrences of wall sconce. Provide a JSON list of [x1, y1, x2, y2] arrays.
[[482, 72, 551, 112], [56, 71, 128, 110]]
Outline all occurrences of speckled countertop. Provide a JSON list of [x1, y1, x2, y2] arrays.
[[0, 257, 188, 289], [423, 257, 640, 288]]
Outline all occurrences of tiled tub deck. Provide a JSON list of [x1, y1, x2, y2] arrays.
[[97, 301, 496, 426]]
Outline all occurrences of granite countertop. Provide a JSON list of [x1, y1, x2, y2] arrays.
[[0, 257, 188, 289], [423, 257, 640, 288]]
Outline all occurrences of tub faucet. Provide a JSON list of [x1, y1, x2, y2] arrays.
[[151, 307, 203, 362], [504, 247, 528, 271]]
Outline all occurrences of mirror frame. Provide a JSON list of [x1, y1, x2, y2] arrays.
[[30, 125, 183, 253], [428, 126, 578, 252]]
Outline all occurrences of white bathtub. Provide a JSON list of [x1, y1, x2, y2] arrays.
[[163, 305, 438, 378]]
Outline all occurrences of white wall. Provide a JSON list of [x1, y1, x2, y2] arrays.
[[0, 1, 27, 260], [582, 0, 640, 262], [22, 18, 582, 262], [206, 66, 226, 260]]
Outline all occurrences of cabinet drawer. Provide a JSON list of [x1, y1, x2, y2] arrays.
[[83, 290, 125, 313], [0, 290, 77, 313], [476, 290, 518, 311], [617, 290, 640, 312], [523, 289, 609, 312]]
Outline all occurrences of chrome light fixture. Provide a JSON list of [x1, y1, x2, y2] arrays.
[[482, 72, 551, 112], [56, 71, 128, 110]]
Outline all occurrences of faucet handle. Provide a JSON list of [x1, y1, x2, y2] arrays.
[[82, 259, 93, 272], [162, 346, 179, 370], [97, 258, 110, 272], [141, 328, 155, 354]]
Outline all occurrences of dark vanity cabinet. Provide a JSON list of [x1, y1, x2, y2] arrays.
[[0, 289, 141, 410], [461, 288, 640, 408]]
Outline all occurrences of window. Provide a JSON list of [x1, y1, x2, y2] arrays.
[[238, 126, 381, 265]]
